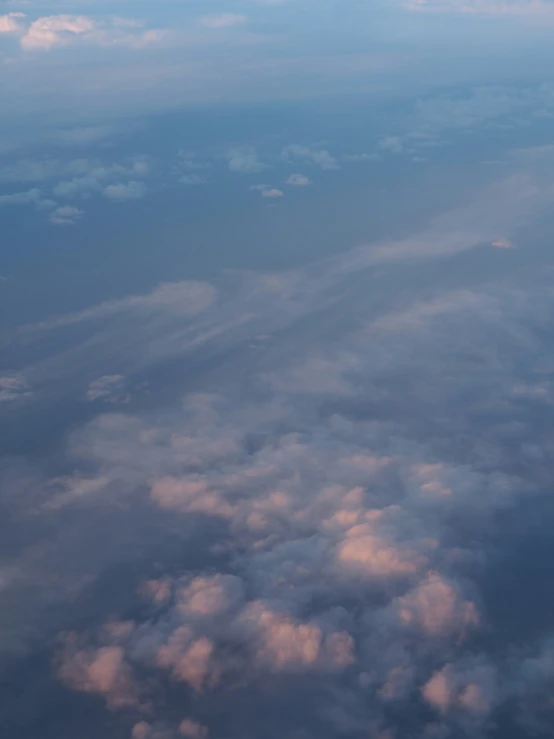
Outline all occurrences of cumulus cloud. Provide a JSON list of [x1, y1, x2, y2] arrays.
[[227, 149, 267, 174], [58, 636, 138, 708], [49, 205, 83, 225], [250, 184, 284, 198], [4, 165, 554, 738], [103, 180, 148, 201], [52, 157, 150, 200], [18, 14, 167, 51], [0, 12, 26, 34], [21, 14, 95, 50], [282, 145, 339, 170], [286, 173, 312, 186], [378, 136, 403, 154]]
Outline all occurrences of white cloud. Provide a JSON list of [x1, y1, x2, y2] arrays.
[[179, 174, 208, 186], [286, 173, 312, 186], [21, 14, 95, 50], [200, 14, 248, 29], [227, 149, 267, 174], [52, 157, 150, 199], [49, 205, 83, 225], [0, 158, 90, 184], [282, 145, 339, 170], [0, 12, 26, 35], [251, 184, 284, 198], [0, 188, 43, 206], [343, 153, 381, 162], [378, 136, 403, 154], [18, 14, 167, 51], [103, 180, 148, 201], [0, 375, 31, 403], [86, 374, 128, 403]]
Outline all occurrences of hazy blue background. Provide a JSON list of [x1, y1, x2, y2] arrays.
[[3, 1, 554, 738]]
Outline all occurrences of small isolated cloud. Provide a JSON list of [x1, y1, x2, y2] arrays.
[[176, 151, 210, 185], [103, 181, 147, 201], [286, 173, 312, 186], [179, 174, 208, 186], [0, 374, 31, 403], [227, 149, 267, 174], [200, 14, 247, 29], [491, 239, 514, 249], [86, 375, 128, 403], [250, 185, 284, 198], [282, 145, 339, 170], [378, 136, 403, 154], [344, 152, 381, 162], [0, 12, 26, 34], [49, 205, 83, 225]]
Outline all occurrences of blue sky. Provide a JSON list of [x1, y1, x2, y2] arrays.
[[3, 2, 554, 739]]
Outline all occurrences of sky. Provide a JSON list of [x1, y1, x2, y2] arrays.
[[3, 1, 554, 739]]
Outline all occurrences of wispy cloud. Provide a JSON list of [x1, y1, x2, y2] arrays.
[[200, 14, 248, 29]]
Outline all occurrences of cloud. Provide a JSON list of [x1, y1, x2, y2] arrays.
[[52, 157, 150, 199], [5, 13, 175, 70], [103, 180, 148, 201], [179, 719, 208, 739], [286, 173, 312, 186], [58, 637, 138, 708], [343, 153, 381, 162], [49, 205, 83, 225], [33, 279, 217, 333], [0, 374, 31, 403], [250, 184, 284, 198], [282, 145, 339, 170], [179, 174, 208, 186], [227, 149, 267, 174], [5, 161, 554, 737], [18, 14, 167, 51], [86, 374, 128, 403], [0, 158, 90, 184], [20, 14, 95, 50], [0, 12, 26, 34], [378, 136, 403, 154], [407, 0, 554, 16], [0, 188, 43, 206], [200, 14, 248, 29]]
